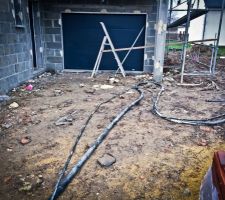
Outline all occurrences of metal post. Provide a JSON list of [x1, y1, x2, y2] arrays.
[[211, 0, 225, 74], [180, 0, 192, 83], [167, 0, 173, 55]]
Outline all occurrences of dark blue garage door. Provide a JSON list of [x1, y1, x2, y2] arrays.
[[62, 13, 146, 71]]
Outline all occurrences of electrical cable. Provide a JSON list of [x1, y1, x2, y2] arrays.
[[49, 84, 143, 200], [152, 84, 225, 125]]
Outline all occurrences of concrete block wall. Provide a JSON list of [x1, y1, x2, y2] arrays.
[[39, 0, 157, 72], [0, 0, 33, 94]]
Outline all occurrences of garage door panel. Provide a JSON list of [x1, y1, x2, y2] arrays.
[[62, 13, 146, 71]]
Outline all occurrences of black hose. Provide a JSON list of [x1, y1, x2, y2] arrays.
[[50, 79, 225, 200], [49, 89, 129, 200], [49, 85, 144, 200], [152, 84, 225, 125]]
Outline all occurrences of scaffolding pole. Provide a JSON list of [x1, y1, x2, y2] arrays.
[[180, 0, 192, 83], [211, 0, 225, 74]]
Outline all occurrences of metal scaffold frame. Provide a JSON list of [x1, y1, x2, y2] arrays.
[[167, 0, 225, 84]]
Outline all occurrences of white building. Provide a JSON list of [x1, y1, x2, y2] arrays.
[[170, 0, 225, 46]]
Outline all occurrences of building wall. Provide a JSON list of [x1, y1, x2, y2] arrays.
[[39, 0, 158, 72], [0, 0, 33, 94], [203, 10, 225, 46], [189, 15, 205, 41]]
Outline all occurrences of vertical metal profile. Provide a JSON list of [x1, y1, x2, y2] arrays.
[[180, 0, 192, 83], [167, 0, 173, 56], [211, 0, 225, 74]]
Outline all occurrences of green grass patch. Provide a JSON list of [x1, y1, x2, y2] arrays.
[[218, 47, 225, 56], [166, 40, 191, 51]]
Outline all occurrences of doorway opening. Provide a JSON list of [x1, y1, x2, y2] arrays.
[[28, 0, 37, 69]]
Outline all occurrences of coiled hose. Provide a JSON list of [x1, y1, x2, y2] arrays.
[[152, 84, 225, 125]]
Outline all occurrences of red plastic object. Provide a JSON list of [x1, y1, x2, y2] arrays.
[[212, 151, 225, 200]]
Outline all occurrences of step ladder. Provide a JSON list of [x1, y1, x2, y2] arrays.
[[91, 22, 126, 78]]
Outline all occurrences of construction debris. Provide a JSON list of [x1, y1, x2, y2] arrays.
[[20, 136, 32, 145], [55, 115, 73, 126], [9, 102, 19, 109], [25, 84, 33, 91], [109, 78, 119, 84], [100, 85, 114, 90], [79, 83, 85, 88], [54, 89, 63, 96], [2, 71, 225, 200], [18, 174, 43, 192], [55, 111, 78, 126], [1, 123, 12, 129], [97, 153, 116, 167], [84, 88, 96, 94], [92, 84, 115, 90]]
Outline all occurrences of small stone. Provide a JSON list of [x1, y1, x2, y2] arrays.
[[92, 85, 100, 89], [20, 136, 32, 145], [109, 78, 119, 84], [1, 123, 12, 129], [84, 88, 96, 94], [97, 153, 116, 167], [54, 89, 63, 96], [9, 102, 19, 109], [100, 85, 114, 90], [183, 188, 191, 196], [79, 83, 85, 87], [135, 75, 148, 80]]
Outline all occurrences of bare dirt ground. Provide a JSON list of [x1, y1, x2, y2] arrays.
[[1, 65, 225, 200]]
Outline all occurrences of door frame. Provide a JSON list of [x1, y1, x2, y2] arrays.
[[61, 11, 147, 72], [28, 0, 43, 70]]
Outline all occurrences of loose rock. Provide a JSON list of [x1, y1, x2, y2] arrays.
[[100, 85, 114, 90], [97, 153, 116, 167], [84, 88, 96, 94], [9, 102, 19, 109], [55, 115, 73, 126], [109, 78, 119, 84], [79, 83, 85, 87], [1, 123, 12, 129], [20, 136, 32, 145]]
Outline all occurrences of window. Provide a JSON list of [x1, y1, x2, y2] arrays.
[[12, 0, 25, 27]]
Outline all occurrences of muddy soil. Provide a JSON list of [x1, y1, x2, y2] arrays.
[[0, 70, 225, 200]]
